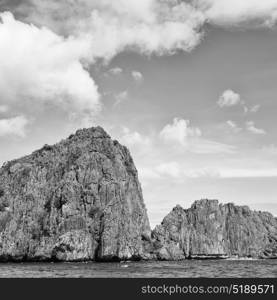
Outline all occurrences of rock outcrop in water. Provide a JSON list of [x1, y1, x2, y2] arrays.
[[151, 199, 277, 260], [0, 126, 277, 262], [0, 127, 151, 261]]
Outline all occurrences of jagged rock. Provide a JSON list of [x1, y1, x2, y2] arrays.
[[1, 127, 277, 262], [0, 126, 151, 261], [152, 199, 277, 260]]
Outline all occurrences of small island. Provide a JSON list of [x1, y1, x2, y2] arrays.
[[0, 127, 276, 262]]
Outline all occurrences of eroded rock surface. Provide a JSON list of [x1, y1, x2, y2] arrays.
[[1, 127, 277, 262], [152, 199, 277, 260], [0, 127, 151, 261]]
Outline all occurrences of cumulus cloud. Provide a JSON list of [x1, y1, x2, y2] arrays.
[[226, 120, 242, 133], [114, 120, 237, 181], [217, 89, 242, 108], [0, 2, 275, 139], [227, 119, 266, 135], [0, 12, 100, 117], [11, 0, 206, 60], [10, 0, 277, 63], [132, 71, 144, 82], [246, 121, 266, 135], [0, 115, 29, 137], [4, 0, 277, 66], [226, 120, 237, 128], [160, 118, 235, 154], [218, 90, 262, 115], [155, 162, 181, 178], [108, 67, 123, 76], [160, 118, 202, 146], [113, 121, 277, 187], [119, 127, 151, 147], [196, 0, 277, 28]]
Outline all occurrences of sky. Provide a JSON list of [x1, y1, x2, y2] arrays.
[[0, 0, 277, 227]]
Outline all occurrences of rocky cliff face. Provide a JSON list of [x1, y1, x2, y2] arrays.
[[152, 199, 277, 260], [1, 127, 276, 262], [0, 127, 151, 261]]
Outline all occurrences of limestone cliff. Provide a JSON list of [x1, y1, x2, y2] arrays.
[[1, 127, 277, 262], [152, 199, 277, 260], [0, 127, 151, 261]]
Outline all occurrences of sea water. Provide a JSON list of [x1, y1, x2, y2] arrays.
[[0, 260, 276, 278]]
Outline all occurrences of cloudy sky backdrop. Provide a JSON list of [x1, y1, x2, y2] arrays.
[[0, 0, 277, 226]]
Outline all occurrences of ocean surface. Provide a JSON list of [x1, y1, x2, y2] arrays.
[[0, 260, 276, 278]]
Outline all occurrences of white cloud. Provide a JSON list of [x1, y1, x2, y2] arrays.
[[114, 91, 128, 107], [218, 91, 261, 115], [217, 89, 242, 108], [0, 115, 29, 137], [111, 122, 236, 186], [160, 118, 202, 146], [119, 127, 151, 147], [226, 120, 242, 133], [0, 12, 100, 116], [0, 3, 275, 128], [9, 0, 277, 66], [196, 0, 277, 27], [159, 118, 235, 154], [250, 104, 261, 113], [132, 71, 143, 82], [108, 67, 123, 76], [227, 120, 237, 128], [111, 121, 277, 189], [155, 162, 181, 178], [14, 0, 206, 60], [246, 121, 266, 135]]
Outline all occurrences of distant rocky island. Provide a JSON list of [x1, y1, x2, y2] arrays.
[[0, 126, 276, 261], [151, 200, 277, 260]]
